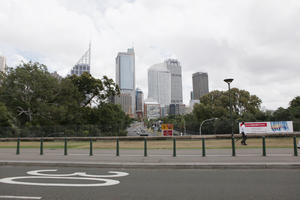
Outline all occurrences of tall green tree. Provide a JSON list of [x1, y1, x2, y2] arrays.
[[192, 88, 262, 134], [0, 62, 61, 126], [67, 73, 120, 107]]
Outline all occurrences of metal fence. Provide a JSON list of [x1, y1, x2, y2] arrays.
[[1, 133, 299, 157]]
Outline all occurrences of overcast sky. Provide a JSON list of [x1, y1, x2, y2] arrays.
[[1, 0, 299, 110]]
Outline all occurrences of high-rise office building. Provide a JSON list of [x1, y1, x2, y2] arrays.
[[0, 56, 6, 73], [115, 48, 135, 116], [148, 63, 171, 106], [192, 72, 209, 100], [114, 93, 133, 115], [71, 44, 91, 76], [165, 59, 183, 104], [136, 88, 144, 112]]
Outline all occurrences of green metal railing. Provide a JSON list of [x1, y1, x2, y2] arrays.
[[6, 133, 299, 157]]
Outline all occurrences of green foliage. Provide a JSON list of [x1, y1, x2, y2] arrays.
[[160, 89, 300, 134], [0, 61, 130, 137]]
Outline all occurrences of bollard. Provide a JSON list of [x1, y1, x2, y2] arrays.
[[293, 136, 298, 157], [202, 138, 206, 157], [144, 138, 147, 157], [64, 138, 68, 156], [231, 137, 236, 157], [173, 138, 176, 157], [116, 138, 119, 156], [89, 139, 93, 156], [262, 136, 266, 156], [16, 138, 20, 155], [40, 138, 43, 155]]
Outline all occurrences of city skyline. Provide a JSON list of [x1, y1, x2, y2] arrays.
[[1, 0, 299, 110]]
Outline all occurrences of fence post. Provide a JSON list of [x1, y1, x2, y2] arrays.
[[16, 138, 20, 155], [293, 136, 298, 157], [40, 137, 43, 155], [202, 138, 206, 157], [64, 137, 68, 156], [89, 138, 93, 156], [231, 136, 236, 157], [144, 138, 147, 157], [116, 138, 119, 156], [262, 136, 266, 156], [173, 137, 176, 157]]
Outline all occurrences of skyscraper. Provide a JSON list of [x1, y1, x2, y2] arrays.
[[71, 44, 91, 76], [192, 72, 209, 100], [148, 63, 171, 106], [136, 88, 144, 112], [165, 59, 183, 104], [0, 56, 6, 73], [115, 48, 135, 116], [135, 88, 144, 119]]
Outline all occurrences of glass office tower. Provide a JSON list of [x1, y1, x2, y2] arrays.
[[115, 48, 136, 116]]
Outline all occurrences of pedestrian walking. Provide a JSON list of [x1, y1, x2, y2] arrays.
[[240, 122, 247, 145]]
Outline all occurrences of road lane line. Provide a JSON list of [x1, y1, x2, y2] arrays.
[[0, 196, 42, 199]]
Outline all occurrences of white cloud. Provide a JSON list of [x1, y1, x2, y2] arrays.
[[0, 0, 299, 110]]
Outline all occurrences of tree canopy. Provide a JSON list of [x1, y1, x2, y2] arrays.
[[0, 62, 129, 137], [158, 89, 299, 135]]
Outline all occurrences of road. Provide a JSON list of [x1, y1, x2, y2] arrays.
[[0, 166, 300, 200], [126, 121, 156, 136]]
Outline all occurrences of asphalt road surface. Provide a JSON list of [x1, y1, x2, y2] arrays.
[[0, 166, 300, 200], [126, 121, 155, 136]]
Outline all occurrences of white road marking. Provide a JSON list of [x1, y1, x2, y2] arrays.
[[0, 196, 41, 199], [27, 169, 129, 178], [0, 176, 119, 187], [0, 169, 129, 187]]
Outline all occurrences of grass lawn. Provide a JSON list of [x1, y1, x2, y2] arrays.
[[0, 137, 295, 149]]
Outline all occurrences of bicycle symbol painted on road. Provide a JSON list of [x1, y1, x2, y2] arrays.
[[0, 169, 129, 187]]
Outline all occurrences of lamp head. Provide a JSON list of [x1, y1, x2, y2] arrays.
[[224, 78, 234, 84]]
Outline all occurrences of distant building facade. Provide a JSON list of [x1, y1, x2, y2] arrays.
[[169, 104, 186, 115], [114, 93, 133, 117], [148, 63, 171, 106], [135, 88, 144, 119], [115, 48, 135, 116], [0, 56, 6, 73], [144, 99, 161, 120], [71, 44, 91, 76], [165, 59, 183, 104], [192, 72, 209, 100]]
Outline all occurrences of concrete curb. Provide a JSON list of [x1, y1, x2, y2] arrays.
[[1, 160, 300, 169]]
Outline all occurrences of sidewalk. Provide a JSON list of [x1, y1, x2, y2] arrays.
[[1, 148, 300, 169]]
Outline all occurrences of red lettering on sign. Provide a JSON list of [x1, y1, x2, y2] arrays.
[[245, 123, 267, 127]]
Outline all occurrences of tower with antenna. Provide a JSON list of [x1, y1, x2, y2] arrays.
[[71, 43, 91, 76]]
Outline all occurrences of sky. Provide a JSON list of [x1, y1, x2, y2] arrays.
[[0, 0, 299, 110]]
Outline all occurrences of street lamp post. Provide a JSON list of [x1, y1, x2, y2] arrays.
[[224, 78, 234, 137], [199, 118, 218, 135]]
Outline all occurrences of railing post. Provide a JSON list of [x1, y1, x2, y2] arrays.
[[64, 137, 68, 156], [173, 137, 176, 157], [144, 138, 147, 157], [231, 136, 236, 157], [262, 136, 266, 156], [40, 137, 43, 155], [202, 138, 206, 157], [293, 136, 298, 157], [16, 138, 20, 155], [116, 138, 119, 156], [89, 138, 93, 156]]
